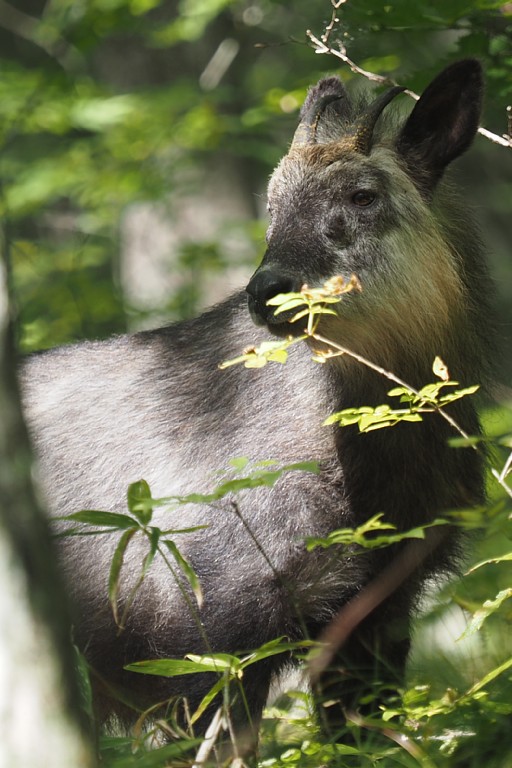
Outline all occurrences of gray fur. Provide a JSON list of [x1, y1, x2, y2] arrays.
[[20, 60, 492, 740]]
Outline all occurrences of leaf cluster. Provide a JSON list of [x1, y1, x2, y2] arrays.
[[58, 460, 319, 632]]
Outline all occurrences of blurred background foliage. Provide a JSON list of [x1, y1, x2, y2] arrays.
[[1, 2, 512, 764]]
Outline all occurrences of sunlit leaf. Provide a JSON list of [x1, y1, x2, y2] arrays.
[[126, 652, 239, 677], [460, 588, 512, 637], [57, 510, 137, 529], [433, 355, 450, 381], [467, 552, 512, 573]]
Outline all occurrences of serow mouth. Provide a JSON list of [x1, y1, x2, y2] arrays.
[[247, 295, 308, 337]]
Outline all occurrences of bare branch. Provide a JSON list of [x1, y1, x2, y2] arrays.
[[307, 30, 396, 87], [307, 17, 512, 148], [192, 707, 224, 768], [309, 527, 447, 682], [477, 124, 512, 148], [321, 1, 348, 47]]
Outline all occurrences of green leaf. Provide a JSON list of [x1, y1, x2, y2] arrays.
[[305, 306, 337, 316], [266, 292, 304, 307], [57, 510, 138, 529], [438, 385, 480, 405], [109, 528, 137, 627], [400, 413, 424, 423], [228, 457, 250, 471], [460, 588, 512, 638], [307, 514, 448, 551], [163, 540, 203, 607], [286, 461, 320, 474], [125, 658, 208, 676], [463, 656, 512, 700], [127, 479, 154, 525], [159, 525, 209, 535], [126, 653, 239, 677], [286, 308, 310, 322], [190, 677, 228, 724], [143, 527, 160, 575], [168, 461, 318, 506], [239, 637, 318, 668], [186, 653, 241, 673], [388, 386, 411, 397], [467, 552, 512, 573], [219, 336, 303, 370], [272, 297, 308, 313], [448, 435, 484, 448], [244, 356, 268, 368], [116, 526, 161, 631], [267, 348, 289, 364], [325, 402, 425, 432], [324, 407, 372, 426], [417, 381, 454, 401]]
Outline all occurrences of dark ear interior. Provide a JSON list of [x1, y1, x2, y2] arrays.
[[397, 59, 483, 189]]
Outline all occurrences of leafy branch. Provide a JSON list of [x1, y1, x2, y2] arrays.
[[325, 379, 480, 433], [384, 655, 512, 726], [126, 636, 316, 726], [219, 274, 361, 370], [58, 479, 205, 635], [57, 460, 319, 634], [221, 276, 512, 705], [306, 512, 449, 552], [221, 278, 512, 503]]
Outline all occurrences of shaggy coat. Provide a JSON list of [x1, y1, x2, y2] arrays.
[[21, 59, 491, 739]]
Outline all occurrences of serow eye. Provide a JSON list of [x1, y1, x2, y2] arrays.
[[351, 190, 376, 207]]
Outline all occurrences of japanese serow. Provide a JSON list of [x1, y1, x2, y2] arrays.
[[21, 59, 492, 741]]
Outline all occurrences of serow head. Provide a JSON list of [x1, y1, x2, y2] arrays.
[[245, 59, 483, 334]]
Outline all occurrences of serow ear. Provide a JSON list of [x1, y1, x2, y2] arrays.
[[292, 76, 352, 147], [397, 59, 483, 190], [300, 76, 351, 123]]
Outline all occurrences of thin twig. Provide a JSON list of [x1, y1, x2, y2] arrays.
[[306, 27, 512, 148], [477, 125, 512, 148], [192, 706, 224, 768], [308, 327, 512, 500], [307, 30, 398, 87], [500, 450, 512, 481], [310, 330, 474, 442], [322, 1, 348, 46], [309, 527, 446, 681], [491, 467, 512, 499]]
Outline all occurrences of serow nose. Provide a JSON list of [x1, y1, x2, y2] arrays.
[[245, 270, 302, 327]]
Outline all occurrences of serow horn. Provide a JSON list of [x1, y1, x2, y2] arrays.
[[353, 85, 405, 155]]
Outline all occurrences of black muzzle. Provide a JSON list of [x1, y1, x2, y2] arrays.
[[245, 269, 302, 327]]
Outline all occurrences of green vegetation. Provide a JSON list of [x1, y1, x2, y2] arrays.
[[2, 0, 512, 765]]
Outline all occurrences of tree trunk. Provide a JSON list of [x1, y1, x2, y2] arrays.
[[0, 232, 95, 767]]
